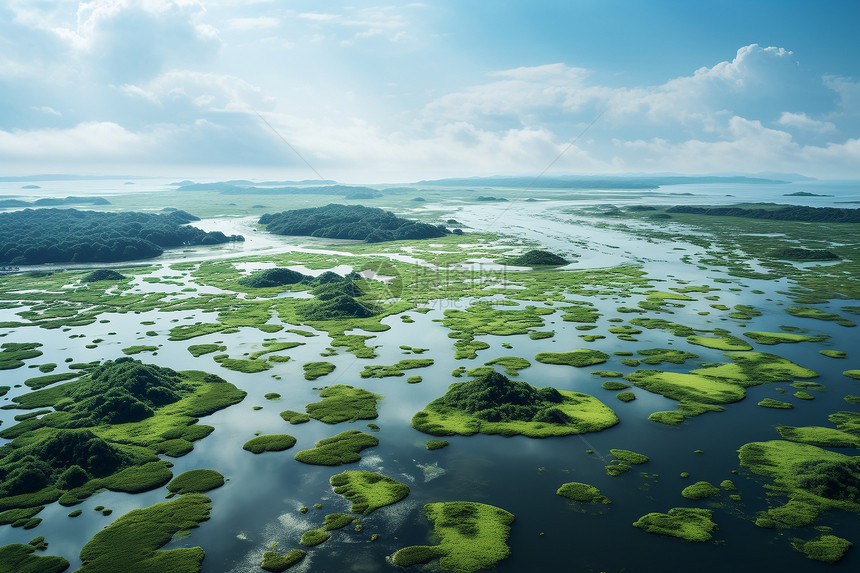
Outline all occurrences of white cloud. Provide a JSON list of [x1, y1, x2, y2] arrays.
[[776, 112, 836, 133], [227, 16, 280, 31], [31, 106, 62, 117], [119, 70, 274, 112]]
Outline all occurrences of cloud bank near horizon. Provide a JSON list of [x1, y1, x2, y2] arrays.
[[1, 1, 859, 181]]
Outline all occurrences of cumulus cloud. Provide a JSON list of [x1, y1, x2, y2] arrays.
[[776, 112, 836, 133], [119, 71, 274, 112]]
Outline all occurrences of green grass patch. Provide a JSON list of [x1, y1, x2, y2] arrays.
[[535, 349, 609, 368], [681, 481, 720, 500], [738, 439, 860, 528], [844, 370, 860, 380], [242, 434, 297, 454], [412, 372, 617, 438], [819, 350, 846, 358], [426, 440, 449, 450], [302, 361, 336, 380], [636, 348, 699, 365], [329, 470, 409, 514], [23, 372, 80, 390], [744, 331, 828, 345], [786, 307, 855, 327], [187, 344, 225, 357], [616, 392, 636, 402], [610, 449, 649, 464], [392, 501, 514, 573], [484, 356, 531, 376], [758, 398, 793, 409], [0, 343, 43, 370], [633, 507, 717, 542], [557, 482, 610, 504], [76, 493, 211, 572], [121, 345, 158, 355], [166, 469, 224, 495], [299, 529, 330, 547], [601, 381, 630, 391], [261, 549, 306, 572], [792, 534, 853, 564], [775, 426, 860, 448], [0, 543, 69, 573], [294, 430, 378, 466], [359, 359, 434, 378], [322, 513, 354, 530], [279, 410, 310, 424], [306, 385, 381, 423]]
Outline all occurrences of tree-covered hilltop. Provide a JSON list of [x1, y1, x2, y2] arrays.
[[259, 204, 450, 243], [411, 371, 618, 437], [0, 208, 244, 265], [665, 204, 860, 223]]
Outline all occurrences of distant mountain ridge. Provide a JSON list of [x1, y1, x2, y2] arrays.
[[414, 175, 789, 189]]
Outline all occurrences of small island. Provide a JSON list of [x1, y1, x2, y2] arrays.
[[411, 371, 618, 437], [258, 203, 450, 243], [505, 249, 569, 266]]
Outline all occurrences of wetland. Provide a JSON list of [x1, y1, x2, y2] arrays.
[[0, 177, 858, 572]]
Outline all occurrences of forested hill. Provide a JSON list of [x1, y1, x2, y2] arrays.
[[0, 208, 244, 265], [665, 204, 860, 223], [259, 204, 450, 242]]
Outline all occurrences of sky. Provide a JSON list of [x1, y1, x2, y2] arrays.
[[1, 0, 860, 182]]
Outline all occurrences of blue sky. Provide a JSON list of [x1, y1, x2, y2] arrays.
[[1, 0, 859, 181]]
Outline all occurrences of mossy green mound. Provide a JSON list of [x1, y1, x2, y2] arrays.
[[484, 356, 531, 376], [636, 348, 699, 365], [557, 482, 610, 504], [844, 370, 860, 380], [819, 350, 846, 358], [299, 528, 330, 547], [786, 307, 855, 327], [411, 372, 618, 438], [83, 269, 126, 282], [392, 502, 514, 573], [166, 469, 225, 495], [633, 507, 717, 542], [443, 302, 553, 359], [329, 471, 409, 514], [792, 534, 853, 564], [0, 542, 69, 573], [187, 344, 224, 357], [687, 331, 752, 351], [605, 463, 632, 476], [758, 398, 793, 409], [306, 385, 381, 424], [744, 331, 828, 345], [360, 359, 434, 378], [322, 513, 354, 530], [121, 345, 158, 355], [0, 343, 43, 370], [426, 440, 449, 450], [294, 430, 378, 466], [242, 434, 297, 454], [77, 493, 211, 572], [610, 449, 649, 464], [279, 410, 310, 424], [238, 267, 307, 288], [505, 250, 568, 266], [261, 549, 306, 572], [616, 392, 636, 402], [535, 349, 609, 368], [739, 439, 860, 528], [681, 481, 720, 500], [23, 372, 80, 390], [601, 381, 630, 391], [303, 361, 336, 380], [775, 426, 860, 448]]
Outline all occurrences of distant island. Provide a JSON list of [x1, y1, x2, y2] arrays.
[[783, 191, 832, 197], [415, 175, 788, 189], [665, 204, 860, 223], [259, 204, 450, 243], [0, 208, 243, 265], [176, 182, 381, 200], [0, 196, 110, 208]]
